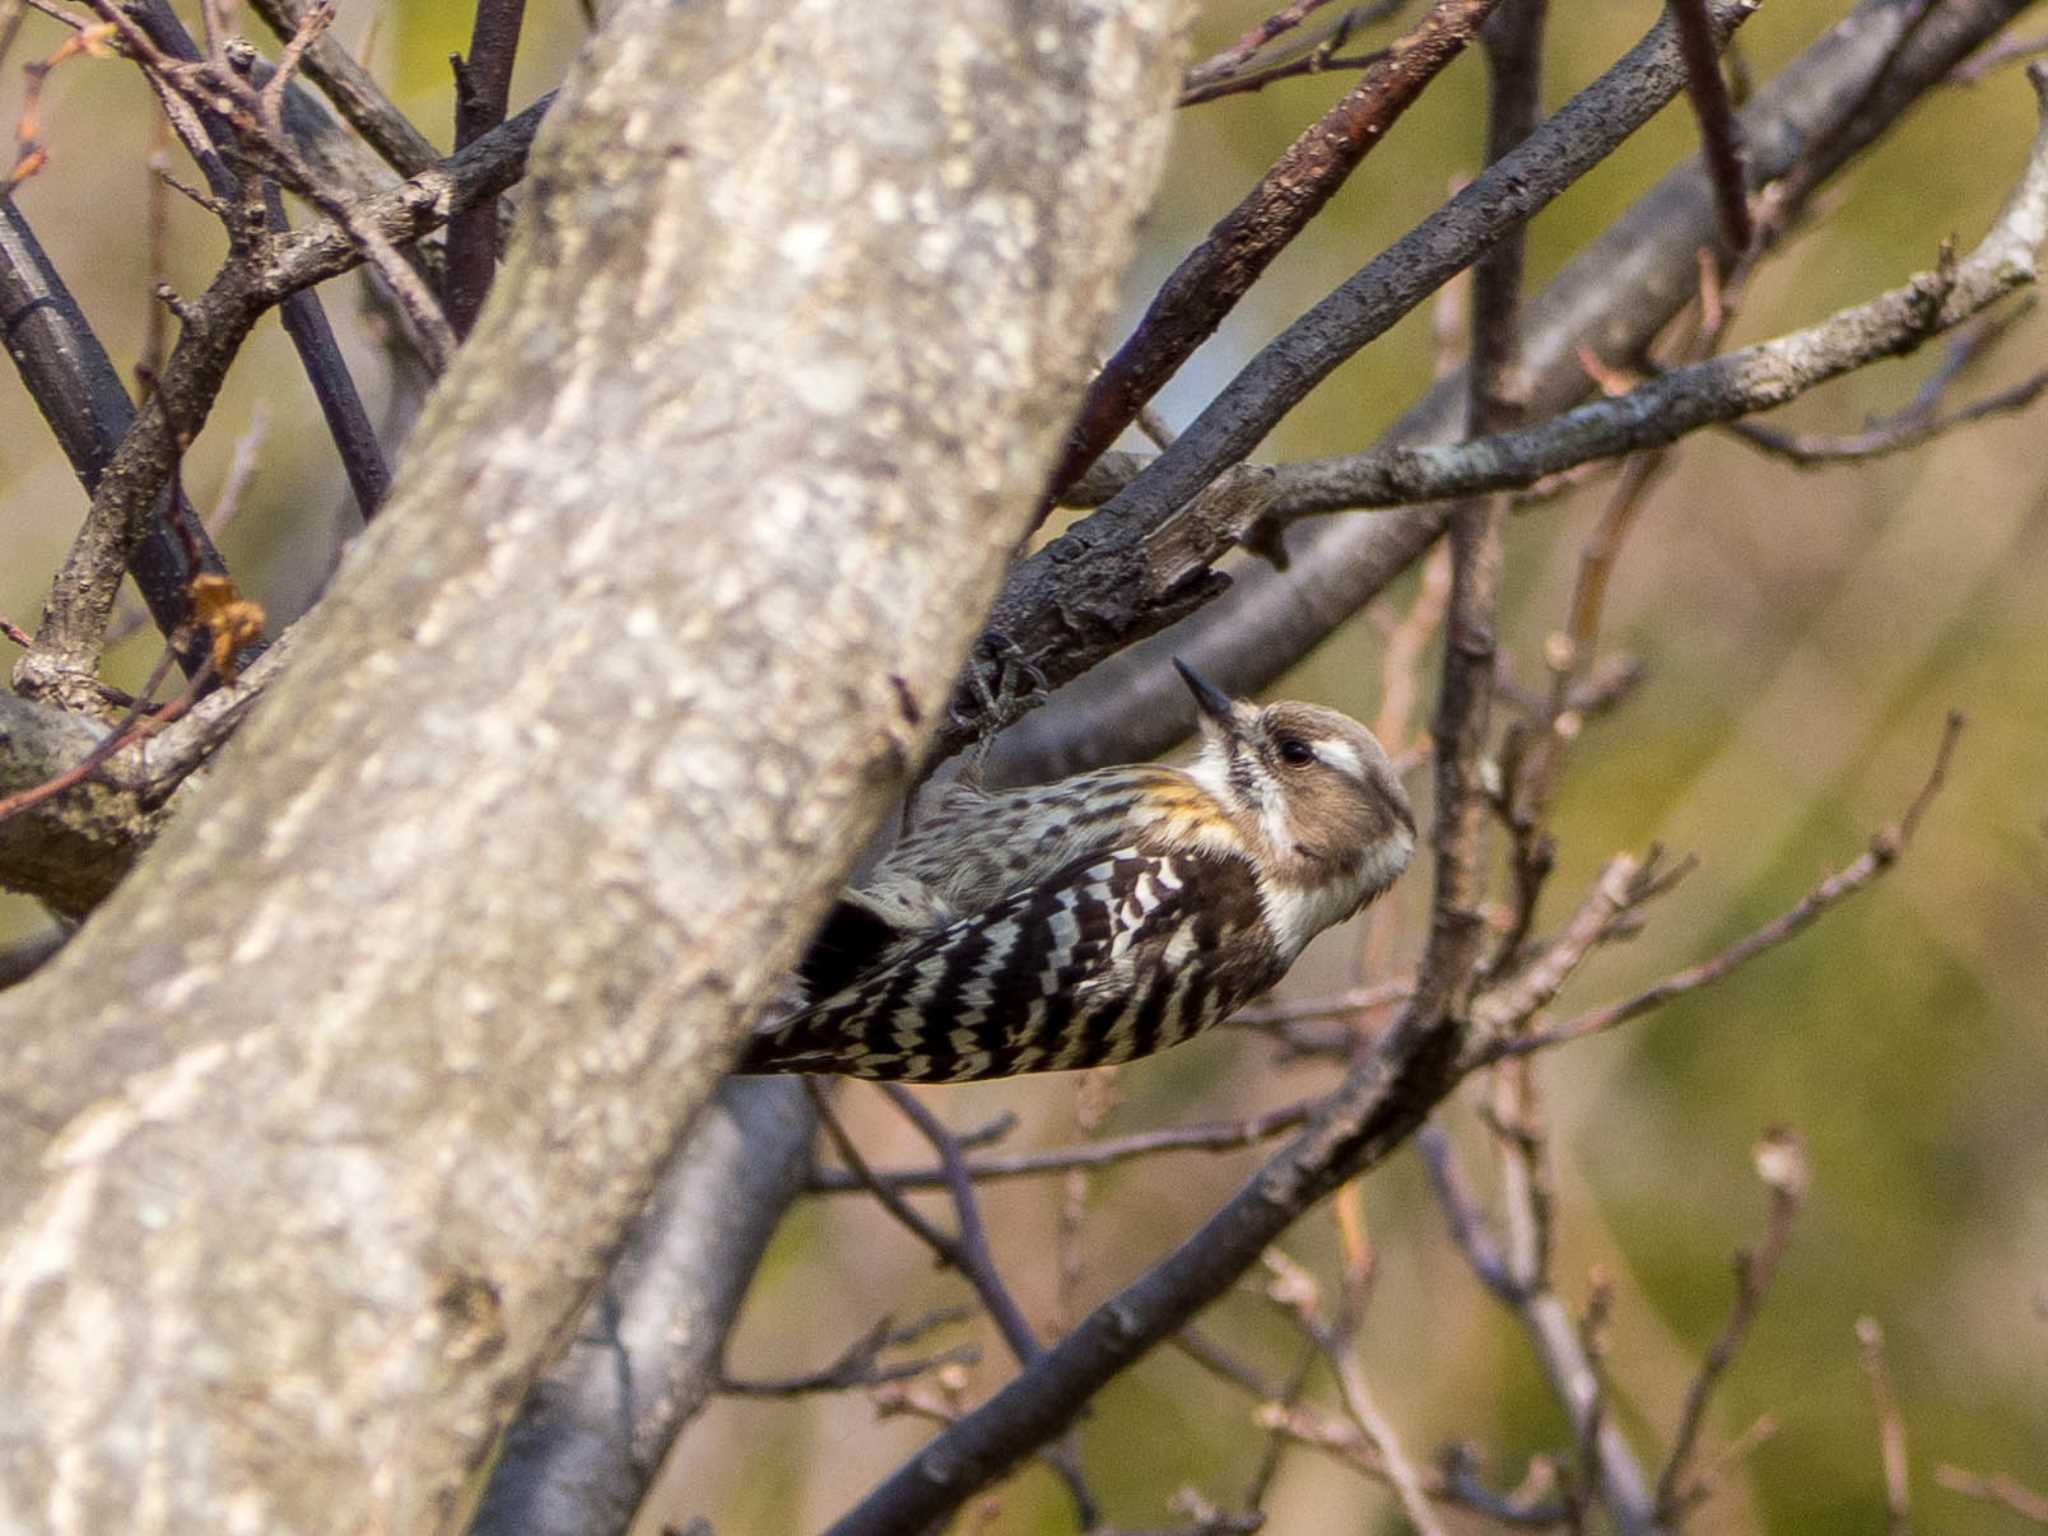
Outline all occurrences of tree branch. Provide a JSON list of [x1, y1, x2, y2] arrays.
[[1045, 0, 1503, 501], [7, 95, 546, 711], [987, 0, 2027, 786], [246, 0, 441, 176], [946, 0, 1760, 761], [0, 198, 227, 686], [446, 0, 528, 336]]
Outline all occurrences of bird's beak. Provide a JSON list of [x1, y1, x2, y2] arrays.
[[1173, 659, 1239, 731]]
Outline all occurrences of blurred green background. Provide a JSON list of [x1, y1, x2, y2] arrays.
[[3, 2, 2043, 1532]]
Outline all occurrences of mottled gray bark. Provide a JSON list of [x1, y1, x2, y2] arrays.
[[0, 4, 1185, 1535], [469, 1078, 814, 1536], [0, 696, 161, 919]]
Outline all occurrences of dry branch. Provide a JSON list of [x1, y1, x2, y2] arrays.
[[1046, 0, 1504, 501], [821, 589, 1968, 1536], [1655, 1129, 1807, 1517], [1493, 712, 1965, 1063], [804, 1096, 1324, 1192], [945, 0, 1760, 761], [246, 0, 440, 175], [988, 0, 2028, 786], [9, 95, 546, 713]]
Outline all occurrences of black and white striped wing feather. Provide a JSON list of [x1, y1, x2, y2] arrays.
[[744, 846, 1277, 1083]]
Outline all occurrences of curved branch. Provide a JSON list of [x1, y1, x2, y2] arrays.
[[941, 0, 1760, 761], [988, 0, 2031, 785]]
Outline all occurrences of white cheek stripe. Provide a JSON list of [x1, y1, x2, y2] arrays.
[[1183, 745, 1234, 808], [1316, 738, 1365, 782], [1259, 794, 1292, 851]]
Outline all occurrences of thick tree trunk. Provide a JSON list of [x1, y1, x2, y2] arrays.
[[0, 3, 1185, 1532]]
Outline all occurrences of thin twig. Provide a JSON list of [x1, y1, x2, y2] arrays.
[[1172, 1328, 1285, 1402], [1241, 1339, 1317, 1511], [803, 1082, 956, 1257], [877, 1087, 1043, 1367], [0, 0, 31, 81], [1422, 1069, 1658, 1533], [1471, 855, 1649, 1042], [1654, 1127, 1807, 1515], [1045, 0, 1504, 503], [1496, 712, 1965, 1061], [876, 1087, 1103, 1530], [1668, 0, 1754, 252], [1856, 1318, 1912, 1535], [245, 0, 439, 175], [1183, 0, 1349, 91], [0, 649, 213, 826], [805, 1096, 1325, 1193], [1565, 1271, 1616, 1533], [208, 406, 270, 538], [1181, 44, 1391, 106], [1261, 1250, 1445, 1536], [1440, 1445, 1572, 1528], [718, 1310, 979, 1397], [1935, 1465, 2048, 1525], [1416, 1123, 1516, 1301], [1725, 365, 2048, 464], [143, 114, 172, 385], [1666, 1411, 1779, 1515], [1489, 1056, 1553, 1314], [1234, 982, 1412, 1028], [1179, 1331, 1568, 1526], [1328, 1343, 1445, 1536], [1053, 1070, 1118, 1334], [1182, 2, 1409, 108]]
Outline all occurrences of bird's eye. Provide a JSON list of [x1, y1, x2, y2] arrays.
[[1276, 737, 1316, 767]]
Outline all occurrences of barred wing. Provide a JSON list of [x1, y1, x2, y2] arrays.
[[742, 846, 1277, 1083]]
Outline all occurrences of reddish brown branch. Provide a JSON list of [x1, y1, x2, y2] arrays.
[[1044, 0, 1502, 502], [1184, 0, 1349, 92], [446, 0, 528, 336], [0, 650, 213, 826], [1669, 0, 1755, 251]]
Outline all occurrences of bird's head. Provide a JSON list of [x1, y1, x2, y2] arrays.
[[1175, 659, 1416, 911]]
